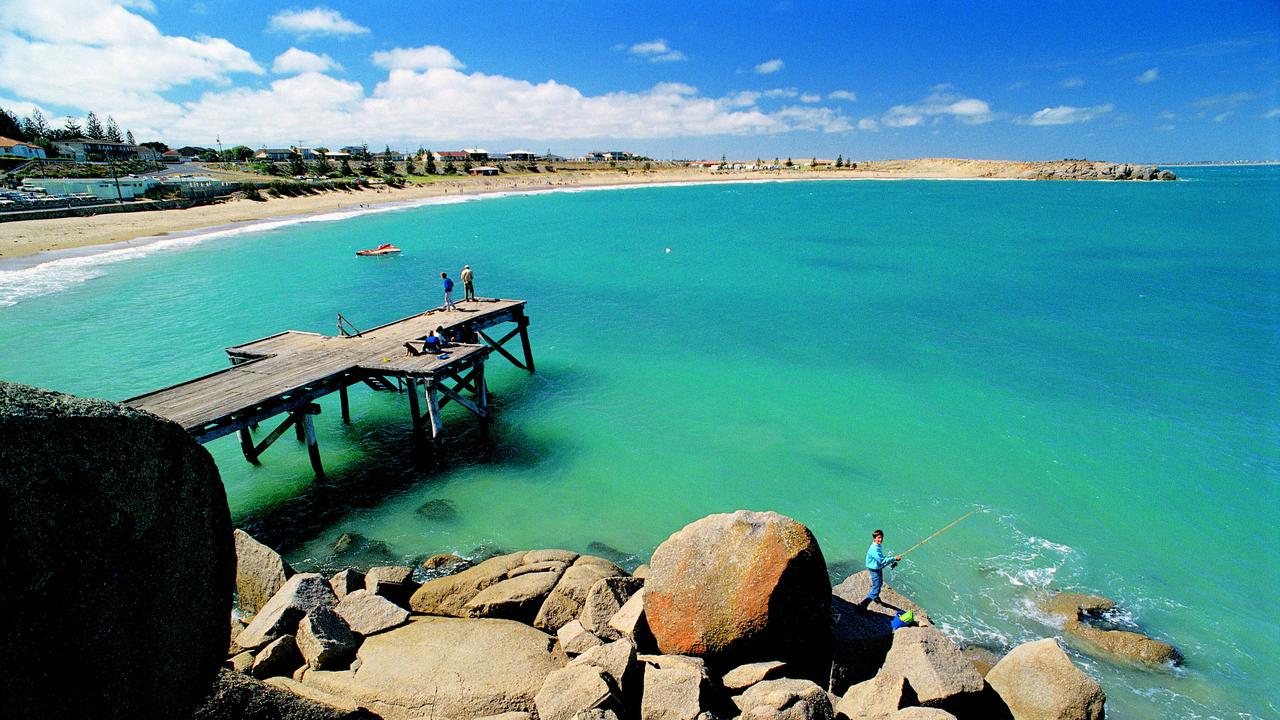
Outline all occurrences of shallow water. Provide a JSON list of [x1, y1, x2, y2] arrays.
[[1, 168, 1276, 718]]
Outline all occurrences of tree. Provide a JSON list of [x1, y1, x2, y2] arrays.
[[785, 157, 794, 167], [359, 160, 377, 176], [403, 154, 416, 175], [85, 112, 104, 140], [462, 157, 473, 174], [105, 116, 122, 142], [23, 108, 49, 140], [141, 141, 170, 152], [0, 107, 25, 141], [835, 155, 843, 168], [424, 150, 437, 175], [312, 154, 333, 176], [126, 129, 135, 145], [339, 157, 353, 176], [288, 150, 307, 176], [61, 116, 83, 139], [443, 157, 456, 175], [228, 145, 254, 162], [380, 146, 396, 174]]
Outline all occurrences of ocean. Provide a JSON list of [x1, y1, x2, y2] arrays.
[[1, 167, 1275, 718]]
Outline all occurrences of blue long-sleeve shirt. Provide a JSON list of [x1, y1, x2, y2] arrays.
[[866, 542, 897, 572]]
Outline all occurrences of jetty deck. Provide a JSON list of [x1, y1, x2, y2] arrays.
[[126, 299, 533, 477]]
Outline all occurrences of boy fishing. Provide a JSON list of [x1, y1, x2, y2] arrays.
[[859, 529, 901, 608]]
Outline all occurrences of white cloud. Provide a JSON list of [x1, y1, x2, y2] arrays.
[[1136, 67, 1159, 84], [0, 0, 262, 130], [627, 39, 686, 63], [828, 90, 857, 101], [1192, 92, 1257, 108], [160, 64, 854, 145], [272, 47, 340, 74], [1061, 77, 1086, 88], [761, 87, 798, 99], [1158, 110, 1177, 120], [883, 89, 994, 127], [800, 93, 821, 103], [1213, 111, 1231, 122], [857, 117, 879, 131], [1017, 103, 1114, 126], [267, 7, 368, 37], [371, 45, 463, 71], [119, 0, 154, 10], [1262, 108, 1280, 119], [754, 58, 784, 74]]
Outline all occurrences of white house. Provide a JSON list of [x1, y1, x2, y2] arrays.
[[0, 136, 46, 159], [22, 176, 157, 200]]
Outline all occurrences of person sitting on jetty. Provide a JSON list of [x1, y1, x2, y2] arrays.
[[858, 528, 901, 608], [891, 609, 916, 630], [403, 328, 451, 356]]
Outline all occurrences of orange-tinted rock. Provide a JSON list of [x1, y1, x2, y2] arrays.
[[644, 510, 831, 683]]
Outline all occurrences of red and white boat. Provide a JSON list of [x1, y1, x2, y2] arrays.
[[356, 243, 401, 256]]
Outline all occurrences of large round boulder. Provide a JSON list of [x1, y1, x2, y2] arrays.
[[986, 638, 1105, 720], [0, 382, 234, 718], [644, 510, 831, 682]]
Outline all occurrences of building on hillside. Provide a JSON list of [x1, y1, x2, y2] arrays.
[[581, 150, 632, 163], [324, 151, 350, 160], [52, 138, 137, 162], [467, 166, 499, 176], [0, 136, 46, 159], [462, 148, 489, 161], [339, 145, 367, 156], [22, 176, 157, 200], [161, 149, 182, 163], [370, 149, 404, 162], [505, 149, 537, 162], [432, 150, 468, 165]]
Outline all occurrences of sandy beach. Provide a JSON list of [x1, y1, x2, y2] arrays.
[[0, 159, 1152, 261]]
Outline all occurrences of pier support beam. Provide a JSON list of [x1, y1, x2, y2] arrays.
[[518, 316, 535, 374], [236, 404, 323, 477], [406, 377, 423, 441], [424, 384, 444, 442], [477, 315, 534, 373], [300, 412, 324, 480], [339, 384, 351, 424]]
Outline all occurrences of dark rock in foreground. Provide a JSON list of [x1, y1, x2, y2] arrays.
[[193, 669, 375, 720], [0, 381, 234, 719]]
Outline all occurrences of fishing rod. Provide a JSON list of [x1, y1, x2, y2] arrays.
[[898, 508, 978, 559]]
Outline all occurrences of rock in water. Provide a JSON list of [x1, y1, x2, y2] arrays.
[[417, 498, 459, 520], [644, 510, 832, 683], [235, 528, 296, 615], [0, 382, 234, 719], [986, 638, 1105, 720]]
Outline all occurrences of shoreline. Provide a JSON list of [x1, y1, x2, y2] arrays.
[[0, 160, 1173, 264]]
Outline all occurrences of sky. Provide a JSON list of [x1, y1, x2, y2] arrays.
[[0, 0, 1277, 161]]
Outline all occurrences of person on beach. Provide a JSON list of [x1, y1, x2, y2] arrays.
[[460, 264, 475, 301], [441, 272, 456, 310], [859, 529, 901, 608]]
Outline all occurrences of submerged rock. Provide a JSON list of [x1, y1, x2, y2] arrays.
[[331, 532, 394, 567], [645, 511, 832, 683], [417, 498, 459, 521], [1040, 592, 1181, 666], [0, 382, 234, 720]]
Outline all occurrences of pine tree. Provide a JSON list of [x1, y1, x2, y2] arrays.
[[403, 154, 416, 175], [785, 157, 794, 167], [126, 130, 135, 145], [443, 157, 456, 175], [61, 117, 83, 139], [105, 116, 122, 143], [0, 107, 24, 141], [380, 145, 396, 175], [288, 150, 307, 176], [359, 160, 377, 176], [22, 108, 49, 140], [85, 112, 104, 139], [462, 157, 473, 174], [340, 158, 353, 176], [836, 155, 843, 168], [425, 150, 437, 175]]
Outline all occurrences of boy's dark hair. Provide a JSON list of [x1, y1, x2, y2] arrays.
[[872, 529, 883, 539]]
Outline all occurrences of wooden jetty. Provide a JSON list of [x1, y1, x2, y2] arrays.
[[125, 299, 534, 478]]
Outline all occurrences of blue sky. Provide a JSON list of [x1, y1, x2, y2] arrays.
[[1, 0, 1277, 161]]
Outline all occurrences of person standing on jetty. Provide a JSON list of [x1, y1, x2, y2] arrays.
[[859, 529, 901, 608], [441, 272, 456, 311], [461, 264, 475, 301]]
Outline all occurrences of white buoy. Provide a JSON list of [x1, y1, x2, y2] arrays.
[[664, 247, 671, 253]]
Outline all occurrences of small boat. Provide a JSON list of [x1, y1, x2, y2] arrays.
[[356, 243, 401, 256]]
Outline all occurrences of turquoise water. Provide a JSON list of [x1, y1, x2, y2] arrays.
[[1, 169, 1276, 718]]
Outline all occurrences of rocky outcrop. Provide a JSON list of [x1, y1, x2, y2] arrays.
[[193, 669, 374, 720], [558, 618, 606, 654], [330, 569, 365, 602], [299, 616, 566, 720], [1040, 592, 1181, 666], [534, 663, 619, 720], [732, 678, 834, 720], [877, 627, 985, 710], [581, 576, 645, 639], [723, 660, 788, 690], [536, 555, 628, 631], [364, 566, 417, 609], [645, 511, 832, 683], [237, 573, 339, 650], [640, 654, 711, 720], [830, 571, 931, 693], [986, 639, 1105, 720], [297, 607, 358, 670], [334, 589, 409, 637], [835, 671, 915, 718], [236, 529, 296, 616], [0, 382, 234, 720], [252, 634, 303, 679]]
